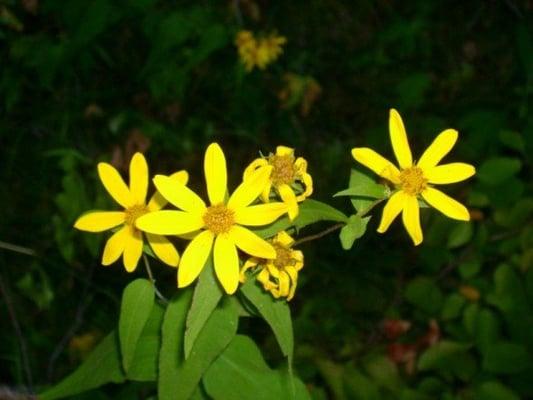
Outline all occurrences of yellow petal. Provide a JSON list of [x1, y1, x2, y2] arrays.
[[377, 191, 406, 233], [240, 259, 259, 283], [244, 158, 269, 181], [276, 145, 294, 156], [351, 148, 401, 184], [278, 271, 290, 297], [267, 263, 280, 278], [178, 230, 214, 288], [294, 157, 308, 173], [129, 153, 149, 204], [123, 227, 143, 272], [146, 233, 180, 267], [213, 234, 240, 295], [204, 143, 227, 205], [261, 181, 272, 203], [424, 163, 476, 184], [277, 184, 298, 220], [74, 211, 125, 232], [227, 165, 273, 209], [153, 175, 206, 214], [389, 109, 413, 169], [275, 231, 294, 247], [417, 129, 458, 170], [422, 187, 470, 221], [136, 210, 204, 235], [402, 195, 423, 245], [296, 172, 313, 201], [233, 203, 288, 226], [147, 170, 189, 211], [285, 266, 298, 300], [98, 162, 135, 208], [257, 268, 272, 287], [229, 225, 276, 258], [101, 226, 129, 266]]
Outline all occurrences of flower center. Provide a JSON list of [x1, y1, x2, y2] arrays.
[[399, 167, 427, 196], [269, 155, 295, 186], [273, 244, 294, 269], [203, 204, 235, 234], [125, 204, 149, 226]]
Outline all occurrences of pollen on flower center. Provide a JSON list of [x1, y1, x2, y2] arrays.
[[203, 204, 235, 234], [273, 244, 294, 269], [269, 155, 295, 186], [399, 167, 427, 195], [125, 204, 149, 226]]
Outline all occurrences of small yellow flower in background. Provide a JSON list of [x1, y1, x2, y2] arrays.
[[235, 30, 286, 72], [136, 143, 289, 295], [74, 153, 185, 271], [240, 231, 303, 301], [244, 146, 313, 220], [352, 109, 476, 245]]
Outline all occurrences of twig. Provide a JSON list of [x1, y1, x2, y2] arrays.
[[0, 240, 35, 257], [0, 272, 33, 390], [293, 223, 345, 246], [143, 254, 168, 304]]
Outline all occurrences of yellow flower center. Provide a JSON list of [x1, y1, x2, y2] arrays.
[[273, 244, 294, 269], [203, 204, 235, 234], [125, 204, 148, 226], [269, 155, 295, 186], [399, 167, 427, 195]]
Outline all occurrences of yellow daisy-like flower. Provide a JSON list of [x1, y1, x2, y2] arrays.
[[74, 153, 186, 271], [240, 231, 303, 301], [235, 30, 287, 72], [244, 146, 313, 220], [135, 143, 289, 295], [352, 109, 476, 246]]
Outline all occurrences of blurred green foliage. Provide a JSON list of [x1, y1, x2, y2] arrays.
[[0, 0, 532, 399]]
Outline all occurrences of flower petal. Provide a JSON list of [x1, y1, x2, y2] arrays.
[[275, 231, 294, 247], [74, 211, 125, 232], [98, 162, 135, 208], [285, 266, 298, 301], [261, 181, 272, 203], [377, 191, 406, 233], [278, 271, 290, 297], [147, 170, 189, 211], [136, 210, 204, 235], [102, 226, 129, 266], [233, 203, 288, 226], [229, 225, 276, 259], [389, 109, 413, 169], [402, 195, 423, 245], [213, 234, 240, 294], [178, 230, 214, 288], [123, 227, 143, 272], [205, 143, 227, 205], [240, 259, 259, 283], [244, 158, 269, 180], [129, 153, 149, 204], [296, 172, 313, 201], [422, 187, 470, 221], [153, 175, 206, 214], [227, 165, 273, 209], [351, 148, 401, 184], [425, 163, 476, 184], [417, 129, 458, 170], [276, 146, 294, 156], [277, 184, 299, 220], [146, 233, 180, 267]]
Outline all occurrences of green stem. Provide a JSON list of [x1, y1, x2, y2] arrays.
[[142, 254, 168, 304]]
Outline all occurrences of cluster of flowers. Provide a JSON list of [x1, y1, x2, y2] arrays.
[[234, 30, 286, 71], [74, 143, 313, 298], [75, 110, 475, 300]]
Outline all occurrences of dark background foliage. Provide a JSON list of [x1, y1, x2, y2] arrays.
[[1, 0, 532, 398]]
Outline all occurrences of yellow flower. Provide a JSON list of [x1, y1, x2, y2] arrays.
[[74, 153, 185, 271], [235, 30, 286, 72], [244, 146, 313, 220], [136, 143, 289, 295], [352, 109, 476, 245], [240, 231, 303, 301], [235, 30, 257, 71]]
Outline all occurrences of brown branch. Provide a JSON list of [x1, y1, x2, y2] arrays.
[[293, 223, 345, 247]]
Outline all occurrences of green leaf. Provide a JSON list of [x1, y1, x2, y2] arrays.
[[159, 290, 194, 400], [40, 332, 124, 400], [241, 279, 294, 360], [446, 222, 473, 249], [441, 293, 466, 320], [118, 279, 155, 373], [477, 157, 522, 186], [127, 303, 165, 381], [174, 297, 239, 400], [482, 342, 531, 374], [417, 341, 471, 371], [458, 260, 481, 279], [405, 277, 443, 315], [203, 335, 310, 400], [343, 366, 380, 400], [475, 381, 520, 400], [184, 258, 224, 358], [339, 215, 370, 250], [335, 169, 387, 213]]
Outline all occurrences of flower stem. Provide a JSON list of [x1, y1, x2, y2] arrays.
[[143, 254, 168, 304], [293, 223, 345, 246]]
